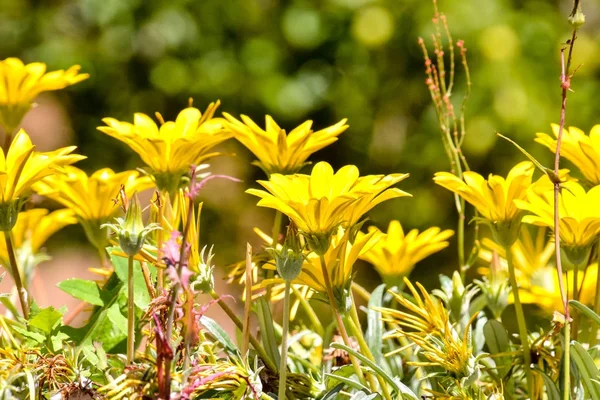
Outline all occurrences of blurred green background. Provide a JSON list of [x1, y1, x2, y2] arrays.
[[1, 0, 599, 293]]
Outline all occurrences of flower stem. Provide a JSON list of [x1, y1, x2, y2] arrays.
[[563, 321, 571, 400], [572, 264, 579, 340], [591, 245, 600, 346], [127, 255, 135, 364], [318, 254, 368, 387], [346, 304, 393, 400], [209, 290, 278, 372], [5, 232, 28, 319], [505, 246, 532, 394], [265, 210, 282, 302], [278, 280, 291, 400]]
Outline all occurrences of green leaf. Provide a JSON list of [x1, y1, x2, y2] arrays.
[[367, 284, 385, 366], [28, 306, 63, 334], [570, 300, 600, 325], [496, 133, 555, 178], [325, 371, 369, 392], [0, 296, 20, 317], [255, 296, 281, 369], [12, 326, 46, 343], [319, 383, 344, 400], [483, 320, 510, 354], [58, 279, 104, 306], [570, 341, 600, 400], [537, 368, 560, 400], [200, 315, 238, 354], [110, 251, 152, 310]]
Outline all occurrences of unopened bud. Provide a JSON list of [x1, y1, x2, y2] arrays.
[[268, 222, 305, 281], [568, 4, 585, 29]]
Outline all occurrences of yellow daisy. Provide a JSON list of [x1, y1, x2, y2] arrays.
[[98, 101, 231, 195], [0, 58, 89, 135], [514, 176, 600, 263], [223, 113, 348, 175], [34, 166, 153, 250], [0, 208, 77, 287], [358, 220, 454, 286], [434, 161, 534, 245], [536, 124, 600, 185], [247, 161, 409, 253]]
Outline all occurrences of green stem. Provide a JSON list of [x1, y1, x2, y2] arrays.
[[278, 280, 291, 400], [346, 305, 393, 400], [572, 264, 579, 340], [563, 320, 571, 400], [318, 254, 368, 387], [209, 290, 277, 372], [127, 255, 135, 364], [266, 211, 282, 302], [591, 247, 600, 346], [5, 232, 28, 319], [505, 246, 532, 394]]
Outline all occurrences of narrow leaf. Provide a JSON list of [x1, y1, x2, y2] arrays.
[[255, 296, 281, 368], [200, 315, 238, 354], [571, 341, 600, 400], [367, 284, 386, 365], [570, 300, 600, 326]]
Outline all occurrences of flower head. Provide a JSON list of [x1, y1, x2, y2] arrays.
[[0, 208, 76, 286], [434, 161, 534, 245], [514, 176, 600, 262], [223, 113, 348, 175], [0, 129, 84, 230], [536, 124, 600, 184], [247, 161, 409, 253], [97, 101, 231, 194], [479, 228, 597, 313], [34, 166, 152, 249], [358, 220, 453, 286], [0, 58, 89, 133]]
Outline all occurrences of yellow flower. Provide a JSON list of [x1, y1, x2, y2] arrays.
[[479, 229, 597, 313], [358, 220, 454, 285], [0, 208, 77, 286], [294, 227, 379, 298], [34, 166, 153, 250], [223, 113, 348, 175], [0, 58, 89, 133], [434, 161, 534, 222], [98, 101, 231, 194], [434, 162, 534, 246], [514, 177, 600, 257], [0, 129, 84, 229], [378, 278, 476, 377], [247, 161, 409, 252], [535, 124, 600, 185]]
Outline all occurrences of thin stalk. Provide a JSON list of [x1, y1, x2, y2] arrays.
[[5, 232, 28, 319], [591, 244, 600, 346], [209, 289, 277, 372], [572, 264, 579, 340], [347, 303, 393, 400], [505, 247, 532, 393], [140, 262, 156, 298], [242, 243, 252, 358], [291, 285, 324, 337], [278, 280, 291, 400], [127, 255, 135, 364], [265, 211, 282, 302], [563, 321, 571, 400], [318, 254, 368, 387]]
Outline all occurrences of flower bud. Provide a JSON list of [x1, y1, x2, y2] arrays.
[[268, 222, 305, 281], [568, 4, 585, 29], [102, 192, 161, 256], [0, 199, 21, 232]]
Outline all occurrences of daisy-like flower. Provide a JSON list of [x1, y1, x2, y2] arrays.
[[0, 208, 76, 287], [34, 166, 152, 250], [535, 124, 600, 185], [247, 161, 409, 254], [0, 129, 85, 231], [479, 230, 597, 313], [223, 113, 348, 175], [97, 101, 231, 195], [0, 58, 89, 136], [433, 161, 535, 246], [358, 220, 454, 287], [514, 176, 600, 265], [378, 278, 476, 378]]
